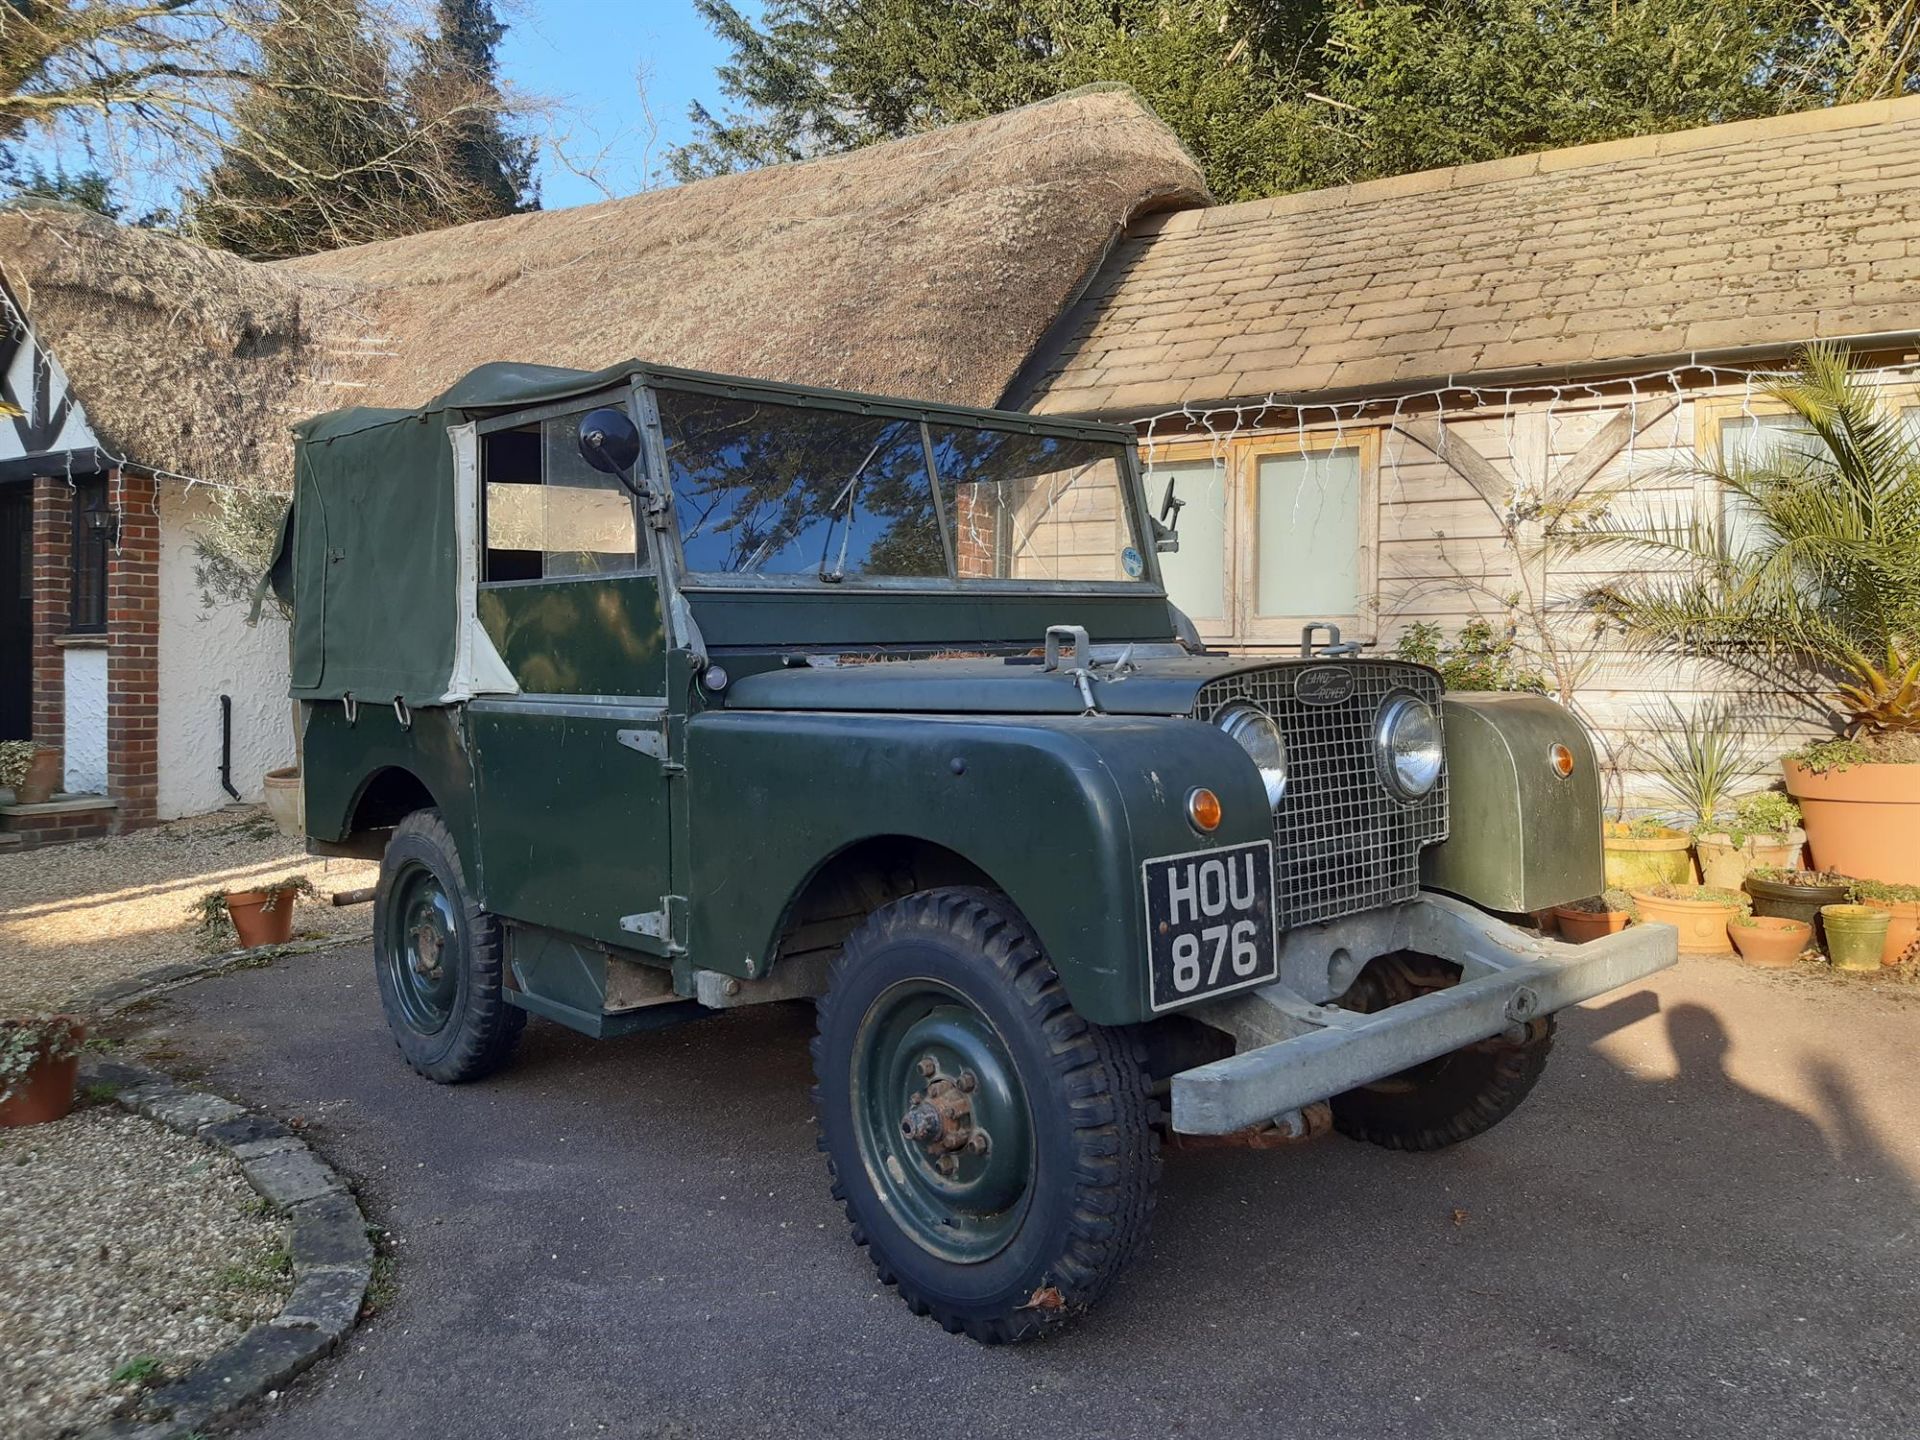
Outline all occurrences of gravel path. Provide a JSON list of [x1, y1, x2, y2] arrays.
[[0, 809, 377, 1014], [0, 1105, 292, 1439]]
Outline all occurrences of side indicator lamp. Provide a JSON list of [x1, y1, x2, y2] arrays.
[[1187, 787, 1223, 833], [1549, 743, 1575, 779]]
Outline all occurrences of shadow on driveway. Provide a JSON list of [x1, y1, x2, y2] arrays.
[[133, 945, 1920, 1440]]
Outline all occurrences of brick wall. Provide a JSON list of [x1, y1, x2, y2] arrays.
[[106, 468, 160, 828], [28, 475, 69, 750]]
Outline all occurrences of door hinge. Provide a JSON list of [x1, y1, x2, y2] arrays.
[[616, 724, 684, 774], [619, 895, 688, 958]]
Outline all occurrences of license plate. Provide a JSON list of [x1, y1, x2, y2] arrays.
[[1141, 841, 1278, 1012]]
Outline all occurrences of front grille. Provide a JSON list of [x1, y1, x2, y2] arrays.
[[1192, 662, 1448, 929]]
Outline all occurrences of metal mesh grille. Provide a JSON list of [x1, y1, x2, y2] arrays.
[[1192, 662, 1448, 929]]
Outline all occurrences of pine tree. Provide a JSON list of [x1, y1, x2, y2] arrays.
[[191, 1, 420, 258], [409, 0, 538, 217], [191, 0, 535, 259]]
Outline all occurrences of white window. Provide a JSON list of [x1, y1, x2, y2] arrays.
[[1144, 432, 1376, 644], [1252, 445, 1363, 628], [1715, 411, 1821, 558], [1149, 453, 1230, 629]]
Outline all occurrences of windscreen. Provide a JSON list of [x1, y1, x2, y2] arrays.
[[656, 386, 1147, 585]]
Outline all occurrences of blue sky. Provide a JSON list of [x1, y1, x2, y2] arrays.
[[14, 0, 753, 214], [500, 0, 757, 206]]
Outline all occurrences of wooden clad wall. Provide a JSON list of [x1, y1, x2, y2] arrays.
[[1139, 373, 1902, 814]]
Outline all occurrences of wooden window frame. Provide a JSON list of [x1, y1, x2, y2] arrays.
[[1139, 436, 1237, 637], [1141, 429, 1379, 648], [1236, 428, 1379, 645]]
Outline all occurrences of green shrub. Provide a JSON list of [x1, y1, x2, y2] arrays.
[[1701, 790, 1801, 844], [1848, 878, 1920, 905], [1392, 620, 1548, 694], [0, 740, 34, 792]]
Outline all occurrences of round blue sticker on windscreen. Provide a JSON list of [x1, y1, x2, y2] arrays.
[[1121, 546, 1144, 578]]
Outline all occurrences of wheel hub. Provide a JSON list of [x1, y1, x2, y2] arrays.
[[382, 863, 459, 1035], [900, 1061, 990, 1175], [852, 982, 1035, 1263], [410, 921, 445, 980]]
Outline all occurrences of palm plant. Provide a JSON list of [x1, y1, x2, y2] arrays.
[[1559, 344, 1920, 737]]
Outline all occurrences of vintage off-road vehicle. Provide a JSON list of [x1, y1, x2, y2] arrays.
[[268, 360, 1676, 1342]]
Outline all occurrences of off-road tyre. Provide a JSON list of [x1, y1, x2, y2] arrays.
[[1328, 951, 1553, 1152], [373, 808, 525, 1084], [811, 887, 1159, 1343]]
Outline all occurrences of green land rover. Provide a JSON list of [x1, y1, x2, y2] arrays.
[[266, 359, 1676, 1342]]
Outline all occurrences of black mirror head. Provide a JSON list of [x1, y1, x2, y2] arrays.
[[577, 407, 642, 476]]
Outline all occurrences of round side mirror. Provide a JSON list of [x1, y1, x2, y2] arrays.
[[577, 407, 642, 477]]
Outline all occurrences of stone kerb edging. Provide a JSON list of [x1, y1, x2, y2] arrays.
[[77, 1058, 373, 1439]]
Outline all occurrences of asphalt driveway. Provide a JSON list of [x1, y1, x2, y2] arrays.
[[132, 946, 1919, 1439]]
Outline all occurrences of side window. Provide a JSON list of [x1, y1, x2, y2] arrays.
[[1148, 453, 1229, 628], [483, 410, 647, 582], [1252, 445, 1363, 624], [1716, 413, 1820, 559]]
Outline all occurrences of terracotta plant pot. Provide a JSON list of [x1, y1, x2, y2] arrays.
[[1727, 916, 1812, 969], [1820, 904, 1892, 973], [1551, 904, 1631, 944], [0, 1017, 86, 1127], [16, 744, 62, 806], [1861, 899, 1920, 966], [1783, 758, 1920, 885], [1743, 872, 1851, 950], [1630, 887, 1742, 955], [226, 887, 300, 948], [1694, 829, 1806, 891], [1602, 828, 1695, 890]]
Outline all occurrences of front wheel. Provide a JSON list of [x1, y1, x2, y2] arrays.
[[373, 808, 524, 1084], [811, 888, 1158, 1343], [1329, 950, 1553, 1151]]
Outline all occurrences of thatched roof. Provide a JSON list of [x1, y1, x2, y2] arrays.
[[0, 86, 1205, 489], [1017, 95, 1920, 419]]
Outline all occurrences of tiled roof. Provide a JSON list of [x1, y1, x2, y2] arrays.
[[1018, 97, 1920, 419]]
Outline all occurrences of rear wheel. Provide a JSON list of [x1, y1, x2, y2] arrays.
[[373, 809, 524, 1083], [1328, 951, 1553, 1152], [812, 887, 1158, 1343]]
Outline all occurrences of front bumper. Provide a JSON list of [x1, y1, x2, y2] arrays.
[[1171, 892, 1678, 1134]]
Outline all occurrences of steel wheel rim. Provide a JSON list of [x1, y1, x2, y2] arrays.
[[850, 979, 1035, 1264], [383, 862, 459, 1034]]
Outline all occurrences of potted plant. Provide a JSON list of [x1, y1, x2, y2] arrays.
[[1694, 791, 1805, 890], [193, 875, 318, 949], [1785, 732, 1920, 885], [1629, 883, 1747, 955], [1552, 889, 1636, 943], [0, 739, 35, 804], [1744, 866, 1851, 949], [1819, 904, 1893, 973], [1559, 344, 1920, 884], [1727, 914, 1813, 968], [1846, 878, 1920, 966], [1, 1016, 86, 1127], [1602, 819, 1694, 889], [14, 743, 62, 805]]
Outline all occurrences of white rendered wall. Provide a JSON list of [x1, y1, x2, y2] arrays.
[[62, 646, 108, 793], [156, 487, 294, 818]]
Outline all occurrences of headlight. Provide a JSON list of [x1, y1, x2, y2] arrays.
[[1375, 692, 1443, 800], [1216, 702, 1287, 809]]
